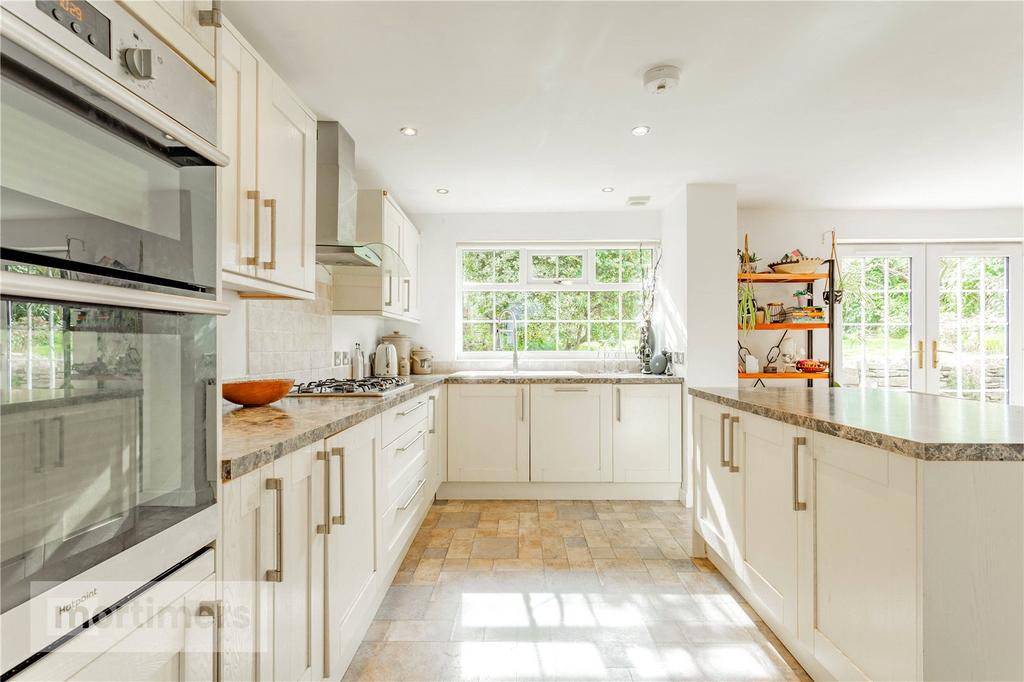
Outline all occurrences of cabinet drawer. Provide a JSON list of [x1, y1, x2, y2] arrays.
[[381, 463, 430, 570], [381, 395, 430, 446], [384, 418, 429, 509]]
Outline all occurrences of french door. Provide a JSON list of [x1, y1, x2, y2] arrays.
[[836, 242, 1022, 404]]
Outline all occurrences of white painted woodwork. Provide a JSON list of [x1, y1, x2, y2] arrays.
[[258, 69, 317, 294], [118, 0, 216, 80], [734, 413, 800, 637], [529, 384, 613, 482], [693, 399, 743, 567], [383, 418, 429, 508], [381, 462, 432, 569], [437, 481, 682, 501], [322, 418, 379, 681], [426, 387, 447, 495], [381, 395, 430, 445], [217, 24, 258, 278], [611, 384, 682, 482], [447, 384, 530, 482], [331, 190, 421, 321]]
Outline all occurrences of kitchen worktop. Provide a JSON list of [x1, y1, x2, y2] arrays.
[[690, 386, 1024, 461], [221, 372, 683, 481]]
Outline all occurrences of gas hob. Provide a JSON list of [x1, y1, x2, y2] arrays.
[[290, 376, 414, 398]]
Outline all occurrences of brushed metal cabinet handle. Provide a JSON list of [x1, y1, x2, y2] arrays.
[[719, 413, 730, 467], [554, 387, 588, 393], [385, 273, 393, 307], [331, 447, 346, 525], [616, 388, 622, 422], [397, 401, 426, 417], [261, 198, 277, 270], [519, 388, 526, 422], [244, 192, 260, 266], [316, 451, 331, 535], [792, 436, 807, 511], [197, 600, 222, 682], [403, 279, 411, 313], [428, 395, 437, 434], [397, 430, 426, 453], [398, 479, 426, 510], [265, 478, 283, 582], [729, 416, 740, 473]]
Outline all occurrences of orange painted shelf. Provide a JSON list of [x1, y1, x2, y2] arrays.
[[737, 322, 829, 330], [737, 272, 829, 283], [738, 372, 829, 380]]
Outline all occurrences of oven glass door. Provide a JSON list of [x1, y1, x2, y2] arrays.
[[0, 40, 217, 297], [0, 296, 216, 616]]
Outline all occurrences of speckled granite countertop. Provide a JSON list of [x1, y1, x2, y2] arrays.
[[222, 373, 683, 481], [689, 387, 1023, 462]]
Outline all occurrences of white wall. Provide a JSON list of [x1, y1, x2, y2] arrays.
[[412, 210, 662, 365], [656, 190, 687, 375], [736, 208, 1024, 385]]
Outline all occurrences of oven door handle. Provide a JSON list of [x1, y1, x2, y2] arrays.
[[0, 15, 228, 167]]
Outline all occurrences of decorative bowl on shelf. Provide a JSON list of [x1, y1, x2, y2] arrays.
[[795, 360, 829, 374], [768, 257, 824, 274], [223, 379, 295, 407]]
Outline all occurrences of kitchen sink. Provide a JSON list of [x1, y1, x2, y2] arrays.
[[450, 370, 582, 377]]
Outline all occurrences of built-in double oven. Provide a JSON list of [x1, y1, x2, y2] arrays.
[[0, 2, 228, 676]]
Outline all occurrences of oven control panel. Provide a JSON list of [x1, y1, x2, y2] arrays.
[[35, 0, 110, 58]]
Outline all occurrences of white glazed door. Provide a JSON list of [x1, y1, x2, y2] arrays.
[[612, 385, 682, 482], [217, 25, 259, 277], [321, 421, 378, 680], [529, 384, 612, 482], [447, 385, 530, 482], [258, 70, 316, 294]]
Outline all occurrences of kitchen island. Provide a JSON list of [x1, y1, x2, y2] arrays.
[[690, 387, 1023, 682]]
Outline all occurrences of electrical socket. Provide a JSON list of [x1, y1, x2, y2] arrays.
[[334, 351, 349, 367], [671, 351, 685, 365]]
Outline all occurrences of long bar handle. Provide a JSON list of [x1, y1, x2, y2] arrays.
[[719, 413, 730, 467], [244, 191, 260, 266], [728, 416, 740, 472], [931, 339, 953, 369], [792, 436, 807, 511], [316, 451, 331, 535], [330, 447, 346, 525], [261, 198, 277, 270], [196, 600, 222, 682], [385, 273, 393, 307], [397, 430, 426, 453], [428, 395, 437, 434], [911, 339, 924, 369], [265, 478, 283, 582], [554, 387, 589, 393], [396, 401, 426, 417], [398, 479, 426, 510], [403, 279, 411, 313], [519, 388, 526, 422], [616, 388, 622, 422]]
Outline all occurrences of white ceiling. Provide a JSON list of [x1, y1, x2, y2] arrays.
[[225, 1, 1023, 214]]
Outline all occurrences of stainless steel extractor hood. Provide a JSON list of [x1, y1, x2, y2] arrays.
[[315, 121, 407, 276]]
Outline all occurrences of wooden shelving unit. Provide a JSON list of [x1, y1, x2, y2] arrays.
[[738, 261, 836, 386]]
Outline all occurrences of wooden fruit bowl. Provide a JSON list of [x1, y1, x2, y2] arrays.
[[768, 257, 823, 274], [223, 379, 295, 407], [796, 360, 829, 374]]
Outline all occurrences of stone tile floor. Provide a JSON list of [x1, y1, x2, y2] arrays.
[[344, 500, 811, 681]]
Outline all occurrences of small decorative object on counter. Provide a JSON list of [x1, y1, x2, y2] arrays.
[[381, 331, 413, 376], [768, 249, 824, 274], [661, 350, 674, 376], [372, 341, 398, 377], [649, 353, 668, 375], [353, 342, 364, 380], [744, 354, 760, 374], [223, 378, 295, 407], [410, 346, 433, 374]]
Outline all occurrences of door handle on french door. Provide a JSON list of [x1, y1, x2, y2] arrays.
[[316, 451, 331, 535], [265, 478, 283, 582], [911, 339, 924, 369], [931, 340, 953, 369]]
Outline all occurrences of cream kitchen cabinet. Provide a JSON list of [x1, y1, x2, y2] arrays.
[[218, 20, 317, 300], [426, 387, 447, 493], [611, 384, 681, 483], [220, 443, 323, 682], [331, 190, 421, 322], [321, 418, 380, 681], [448, 384, 530, 482], [693, 399, 743, 568], [119, 1, 217, 80], [530, 384, 613, 482]]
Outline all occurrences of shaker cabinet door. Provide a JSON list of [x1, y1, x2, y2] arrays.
[[612, 385, 681, 483], [447, 385, 530, 482], [530, 384, 612, 482]]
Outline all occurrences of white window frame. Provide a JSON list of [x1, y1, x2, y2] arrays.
[[456, 241, 658, 359]]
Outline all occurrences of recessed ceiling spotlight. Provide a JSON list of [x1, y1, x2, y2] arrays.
[[399, 127, 418, 136], [436, 188, 450, 195], [631, 125, 651, 137], [601, 187, 615, 193]]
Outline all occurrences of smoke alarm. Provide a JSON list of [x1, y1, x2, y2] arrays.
[[643, 65, 681, 94]]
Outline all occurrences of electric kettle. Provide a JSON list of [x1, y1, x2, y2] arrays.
[[372, 342, 398, 377]]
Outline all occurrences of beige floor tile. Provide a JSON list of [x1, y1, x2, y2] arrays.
[[435, 511, 482, 529], [470, 536, 518, 559], [442, 558, 470, 572], [384, 619, 454, 642], [466, 558, 494, 571], [446, 538, 475, 559]]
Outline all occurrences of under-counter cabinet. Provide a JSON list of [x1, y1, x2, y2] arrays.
[[218, 20, 317, 299], [331, 190, 421, 321], [220, 444, 323, 682], [611, 385, 681, 483], [530, 384, 613, 482], [119, 0, 217, 80], [694, 400, 743, 564], [447, 384, 530, 482]]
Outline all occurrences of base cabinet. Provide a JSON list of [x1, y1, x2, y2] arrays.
[[612, 384, 681, 482], [694, 399, 743, 565], [447, 384, 530, 482], [530, 384, 612, 482]]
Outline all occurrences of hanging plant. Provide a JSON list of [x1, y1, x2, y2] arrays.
[[738, 234, 758, 334], [823, 228, 845, 305]]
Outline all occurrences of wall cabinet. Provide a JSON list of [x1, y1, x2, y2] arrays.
[[447, 385, 530, 482], [612, 385, 681, 483], [331, 190, 421, 322], [119, 0, 217, 80], [530, 384, 612, 482], [218, 21, 317, 299]]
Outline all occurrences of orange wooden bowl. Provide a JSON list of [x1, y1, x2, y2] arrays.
[[222, 379, 295, 407]]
